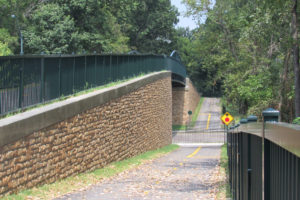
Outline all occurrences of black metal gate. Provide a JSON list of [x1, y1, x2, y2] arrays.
[[172, 120, 226, 144]]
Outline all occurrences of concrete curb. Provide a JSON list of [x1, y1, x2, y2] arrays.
[[0, 71, 171, 147]]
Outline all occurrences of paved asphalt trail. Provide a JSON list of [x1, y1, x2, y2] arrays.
[[173, 98, 225, 144], [194, 98, 222, 131], [55, 146, 221, 200], [55, 98, 224, 200]]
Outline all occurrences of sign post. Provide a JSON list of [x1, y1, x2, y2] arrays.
[[187, 110, 192, 130], [221, 112, 234, 143]]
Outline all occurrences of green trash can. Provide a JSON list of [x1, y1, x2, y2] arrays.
[[247, 115, 258, 123], [240, 118, 248, 124], [262, 108, 279, 122]]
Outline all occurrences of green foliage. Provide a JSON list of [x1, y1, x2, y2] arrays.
[[0, 28, 16, 55], [0, 0, 178, 55], [122, 0, 179, 54], [22, 1, 131, 54], [0, 41, 12, 56], [177, 0, 296, 121], [172, 97, 204, 129], [23, 3, 78, 54], [172, 125, 187, 131], [217, 143, 232, 198], [293, 117, 300, 125], [191, 97, 204, 126]]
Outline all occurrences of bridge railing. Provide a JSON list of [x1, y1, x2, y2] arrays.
[[0, 53, 186, 116], [166, 56, 186, 85], [228, 119, 300, 200]]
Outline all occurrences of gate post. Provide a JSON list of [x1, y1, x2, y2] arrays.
[[262, 108, 279, 200], [264, 139, 271, 200]]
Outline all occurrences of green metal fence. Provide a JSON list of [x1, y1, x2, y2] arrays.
[[0, 53, 186, 115], [228, 116, 300, 200]]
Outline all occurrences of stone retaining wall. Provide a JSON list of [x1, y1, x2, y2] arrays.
[[172, 78, 201, 125], [0, 72, 172, 196]]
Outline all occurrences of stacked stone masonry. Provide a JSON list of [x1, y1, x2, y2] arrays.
[[0, 74, 172, 196], [172, 78, 200, 125]]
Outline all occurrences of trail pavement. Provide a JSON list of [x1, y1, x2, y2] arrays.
[[55, 98, 226, 200], [55, 146, 223, 200]]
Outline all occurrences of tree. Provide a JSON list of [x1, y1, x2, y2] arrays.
[[1, 0, 179, 55], [291, 0, 300, 117], [180, 0, 298, 120], [123, 0, 179, 54], [22, 3, 78, 54], [0, 28, 16, 55], [22, 1, 130, 54]]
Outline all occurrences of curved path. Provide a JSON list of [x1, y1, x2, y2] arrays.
[[55, 98, 225, 200], [55, 146, 222, 200], [173, 97, 225, 144]]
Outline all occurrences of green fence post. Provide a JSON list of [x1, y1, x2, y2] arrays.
[[262, 108, 279, 200], [247, 134, 251, 200], [127, 56, 130, 78], [297, 158, 299, 200], [84, 55, 87, 87], [58, 57, 61, 97], [116, 55, 119, 80], [102, 56, 105, 84], [109, 55, 112, 82], [72, 57, 75, 94], [18, 58, 24, 108], [41, 57, 45, 103], [264, 139, 271, 200], [94, 55, 97, 87]]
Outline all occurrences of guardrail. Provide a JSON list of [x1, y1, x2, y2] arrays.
[[227, 110, 300, 200], [0, 53, 186, 116]]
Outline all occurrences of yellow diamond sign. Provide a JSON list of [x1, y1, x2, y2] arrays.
[[221, 112, 234, 126]]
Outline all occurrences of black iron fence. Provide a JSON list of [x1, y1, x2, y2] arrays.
[[172, 121, 226, 144], [0, 53, 186, 115], [228, 118, 300, 200]]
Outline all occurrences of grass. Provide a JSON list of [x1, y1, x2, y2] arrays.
[[216, 143, 232, 199], [172, 125, 187, 130], [0, 72, 153, 120], [293, 117, 300, 125], [191, 97, 204, 124], [3, 144, 179, 200], [190, 97, 204, 127], [172, 97, 204, 131]]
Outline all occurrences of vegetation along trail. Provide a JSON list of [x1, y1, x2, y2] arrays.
[[1, 0, 299, 120]]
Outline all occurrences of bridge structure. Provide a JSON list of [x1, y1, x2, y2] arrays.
[[0, 51, 186, 116], [2, 51, 300, 199]]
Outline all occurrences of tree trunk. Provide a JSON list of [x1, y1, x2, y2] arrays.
[[279, 50, 291, 122], [292, 0, 300, 117]]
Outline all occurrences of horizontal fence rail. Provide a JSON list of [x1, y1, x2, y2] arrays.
[[0, 53, 186, 116], [228, 122, 300, 200], [172, 120, 227, 144]]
